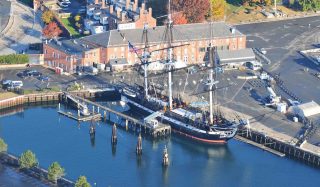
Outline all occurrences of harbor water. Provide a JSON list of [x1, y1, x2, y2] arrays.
[[0, 103, 319, 187]]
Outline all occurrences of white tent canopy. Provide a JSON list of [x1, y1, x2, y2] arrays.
[[293, 101, 320, 118]]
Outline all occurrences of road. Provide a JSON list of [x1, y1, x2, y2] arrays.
[[0, 1, 42, 55]]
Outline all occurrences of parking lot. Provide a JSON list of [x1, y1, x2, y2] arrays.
[[0, 66, 76, 92]]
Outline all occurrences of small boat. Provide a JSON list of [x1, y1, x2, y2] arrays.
[[80, 106, 90, 116], [119, 100, 126, 107]]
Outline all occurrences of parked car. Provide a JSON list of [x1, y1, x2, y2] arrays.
[[17, 70, 42, 78], [38, 75, 50, 81], [10, 81, 23, 88], [58, 0, 69, 8], [62, 0, 71, 4], [2, 79, 12, 85], [260, 48, 267, 55], [29, 70, 42, 77]]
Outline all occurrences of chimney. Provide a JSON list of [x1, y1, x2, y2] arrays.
[[141, 3, 145, 11], [140, 3, 145, 16], [102, 0, 105, 8], [133, 0, 138, 11], [148, 7, 152, 16], [95, 0, 99, 5], [110, 4, 113, 14], [121, 11, 126, 21], [117, 9, 121, 18], [126, 0, 130, 10]]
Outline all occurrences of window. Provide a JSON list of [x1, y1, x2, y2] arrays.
[[52, 52, 55, 57], [57, 54, 60, 59], [44, 49, 47, 54], [199, 47, 206, 52]]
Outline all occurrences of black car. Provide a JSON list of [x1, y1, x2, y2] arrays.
[[17, 70, 42, 78]]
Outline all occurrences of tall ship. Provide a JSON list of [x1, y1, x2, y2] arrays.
[[118, 0, 238, 143]]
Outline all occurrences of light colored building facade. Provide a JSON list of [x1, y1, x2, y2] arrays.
[[85, 0, 156, 34]]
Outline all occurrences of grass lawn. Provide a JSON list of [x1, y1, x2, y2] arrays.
[[60, 17, 81, 38], [0, 92, 18, 100]]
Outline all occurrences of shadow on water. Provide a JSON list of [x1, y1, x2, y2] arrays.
[[171, 134, 233, 160]]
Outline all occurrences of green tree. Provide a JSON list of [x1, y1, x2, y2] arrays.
[[0, 138, 8, 153], [19, 150, 38, 169], [42, 10, 54, 24], [47, 162, 65, 184], [75, 176, 91, 187], [209, 0, 226, 21]]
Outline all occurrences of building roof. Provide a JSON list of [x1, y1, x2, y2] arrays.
[[217, 48, 255, 64], [45, 38, 97, 55], [296, 101, 320, 117], [79, 22, 244, 48]]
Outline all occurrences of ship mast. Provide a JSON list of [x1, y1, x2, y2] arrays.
[[166, 0, 174, 110], [142, 24, 149, 98], [207, 2, 218, 125]]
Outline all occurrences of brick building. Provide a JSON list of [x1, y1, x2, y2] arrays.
[[43, 22, 246, 73], [85, 0, 156, 34]]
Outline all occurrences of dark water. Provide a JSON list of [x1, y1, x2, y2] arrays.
[[0, 104, 319, 187]]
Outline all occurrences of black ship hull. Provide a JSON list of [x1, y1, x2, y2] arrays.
[[120, 91, 237, 144]]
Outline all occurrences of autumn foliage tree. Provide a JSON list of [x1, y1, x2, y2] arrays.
[[209, 0, 226, 21], [42, 22, 62, 39], [172, 12, 188, 25], [41, 10, 54, 24], [171, 0, 210, 23]]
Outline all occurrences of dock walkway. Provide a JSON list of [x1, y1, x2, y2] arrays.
[[66, 93, 171, 138]]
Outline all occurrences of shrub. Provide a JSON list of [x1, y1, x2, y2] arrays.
[[0, 54, 29, 64], [47, 162, 65, 183], [19, 150, 38, 169], [0, 138, 8, 153]]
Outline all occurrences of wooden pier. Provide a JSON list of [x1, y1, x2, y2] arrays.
[[235, 135, 285, 157], [58, 110, 101, 122], [64, 93, 171, 138]]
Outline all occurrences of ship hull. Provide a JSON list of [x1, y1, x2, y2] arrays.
[[121, 94, 237, 144]]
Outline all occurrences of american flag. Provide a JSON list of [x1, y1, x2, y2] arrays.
[[128, 42, 141, 54]]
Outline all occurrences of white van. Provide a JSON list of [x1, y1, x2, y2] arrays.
[[10, 81, 23, 88]]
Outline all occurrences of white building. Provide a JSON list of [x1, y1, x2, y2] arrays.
[[293, 101, 320, 118]]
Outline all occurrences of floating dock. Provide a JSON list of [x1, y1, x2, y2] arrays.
[[64, 93, 171, 138], [58, 110, 101, 122]]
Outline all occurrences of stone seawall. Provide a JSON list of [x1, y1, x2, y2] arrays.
[[0, 153, 74, 187]]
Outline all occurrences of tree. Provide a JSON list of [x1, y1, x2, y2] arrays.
[[75, 176, 91, 187], [172, 12, 188, 25], [42, 10, 54, 24], [19, 150, 38, 169], [209, 0, 226, 21], [42, 22, 62, 39], [47, 162, 65, 184], [264, 0, 272, 6], [0, 138, 7, 153], [171, 0, 210, 23], [74, 14, 81, 22]]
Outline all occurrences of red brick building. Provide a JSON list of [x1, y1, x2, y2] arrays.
[[43, 22, 246, 73]]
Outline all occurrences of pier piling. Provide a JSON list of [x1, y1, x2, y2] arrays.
[[136, 134, 142, 155], [162, 145, 169, 166], [111, 124, 117, 145]]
